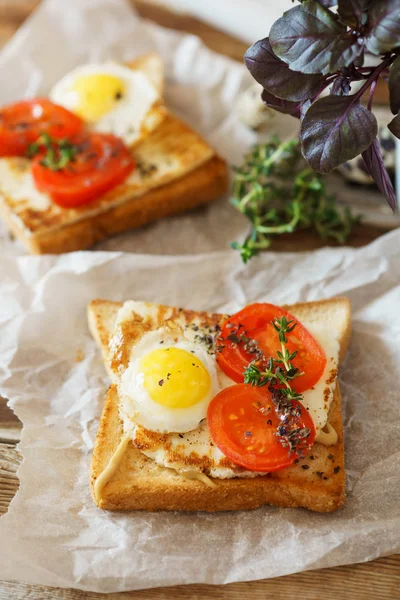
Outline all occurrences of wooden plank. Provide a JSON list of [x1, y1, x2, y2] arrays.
[[0, 398, 21, 443], [0, 559, 399, 600], [0, 442, 20, 516], [134, 0, 247, 61]]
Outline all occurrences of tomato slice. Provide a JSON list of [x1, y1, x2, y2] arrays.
[[0, 98, 83, 157], [31, 133, 135, 208], [216, 303, 326, 393], [207, 384, 316, 472]]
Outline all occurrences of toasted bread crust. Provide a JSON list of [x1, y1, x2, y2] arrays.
[[91, 384, 345, 512], [88, 297, 350, 512], [125, 53, 164, 97], [1, 155, 228, 254]]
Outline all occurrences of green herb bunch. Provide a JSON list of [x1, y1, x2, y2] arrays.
[[231, 137, 359, 263], [243, 316, 303, 401]]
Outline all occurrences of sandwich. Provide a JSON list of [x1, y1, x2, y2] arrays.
[[0, 53, 228, 254], [88, 296, 351, 512]]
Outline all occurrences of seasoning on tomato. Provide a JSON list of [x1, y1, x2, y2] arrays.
[[0, 99, 84, 157], [31, 132, 135, 208], [216, 303, 326, 393], [207, 384, 316, 472]]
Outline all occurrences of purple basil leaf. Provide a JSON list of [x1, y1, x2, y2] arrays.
[[362, 139, 397, 211], [316, 0, 337, 7], [244, 38, 324, 102], [389, 56, 400, 115], [269, 1, 363, 75], [338, 0, 371, 28], [300, 95, 377, 172], [388, 113, 400, 139], [261, 89, 301, 117], [300, 99, 312, 120], [365, 0, 400, 55]]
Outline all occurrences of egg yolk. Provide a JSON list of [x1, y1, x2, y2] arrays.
[[139, 348, 211, 409], [71, 74, 126, 121]]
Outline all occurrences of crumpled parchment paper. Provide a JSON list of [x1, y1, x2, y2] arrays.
[[0, 0, 399, 593], [1, 232, 400, 592]]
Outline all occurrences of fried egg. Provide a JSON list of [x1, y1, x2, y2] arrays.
[[118, 327, 233, 433], [49, 63, 160, 146]]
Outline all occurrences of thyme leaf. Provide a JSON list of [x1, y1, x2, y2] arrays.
[[243, 316, 310, 454], [243, 317, 304, 402], [27, 133, 78, 171]]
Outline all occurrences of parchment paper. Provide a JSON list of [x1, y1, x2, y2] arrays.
[[0, 232, 400, 592], [0, 0, 400, 593]]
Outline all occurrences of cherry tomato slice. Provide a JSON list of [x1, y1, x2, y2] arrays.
[[207, 384, 316, 472], [31, 133, 135, 208], [216, 303, 326, 393], [0, 98, 83, 157]]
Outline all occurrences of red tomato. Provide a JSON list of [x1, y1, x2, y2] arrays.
[[31, 133, 135, 208], [0, 99, 83, 157], [207, 384, 316, 472], [216, 303, 326, 393]]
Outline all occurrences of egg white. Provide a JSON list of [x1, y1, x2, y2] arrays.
[[49, 62, 159, 146], [118, 328, 233, 434]]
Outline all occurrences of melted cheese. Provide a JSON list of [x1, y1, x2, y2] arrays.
[[180, 470, 217, 488], [315, 422, 338, 446], [0, 159, 50, 211], [93, 427, 134, 503], [299, 321, 340, 434]]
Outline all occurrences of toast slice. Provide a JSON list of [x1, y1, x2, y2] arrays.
[[126, 53, 164, 98], [0, 55, 228, 254], [88, 297, 351, 512]]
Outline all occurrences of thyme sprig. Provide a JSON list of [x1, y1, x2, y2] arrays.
[[231, 138, 360, 263], [243, 316, 303, 402], [27, 133, 78, 171], [242, 316, 311, 455]]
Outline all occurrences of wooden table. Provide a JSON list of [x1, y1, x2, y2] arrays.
[[0, 1, 399, 599]]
